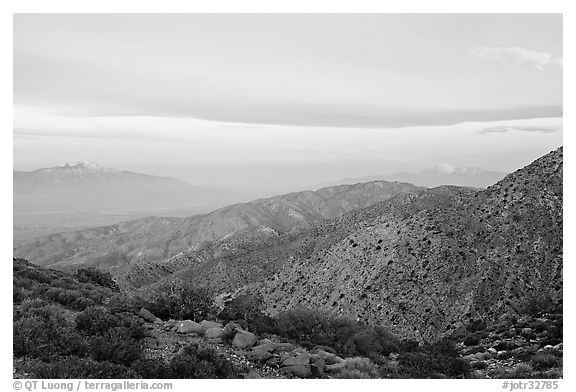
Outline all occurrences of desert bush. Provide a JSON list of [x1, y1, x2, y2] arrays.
[[89, 328, 144, 366], [505, 364, 534, 379], [331, 357, 383, 379], [218, 294, 277, 335], [346, 326, 400, 359], [22, 356, 138, 378], [398, 340, 470, 379], [168, 345, 241, 378], [75, 307, 145, 339], [145, 285, 216, 322], [75, 267, 120, 291], [274, 308, 363, 352], [463, 334, 482, 346], [13, 304, 89, 360], [521, 294, 554, 316], [531, 352, 562, 370]]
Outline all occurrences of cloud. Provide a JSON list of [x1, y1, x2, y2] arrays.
[[478, 125, 561, 135], [471, 46, 562, 70]]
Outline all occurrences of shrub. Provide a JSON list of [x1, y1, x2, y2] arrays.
[[531, 352, 562, 370], [331, 357, 382, 379], [521, 294, 554, 316], [346, 326, 400, 359], [89, 328, 144, 366], [145, 285, 217, 322], [463, 334, 482, 346], [13, 304, 89, 360], [75, 268, 120, 291], [22, 356, 138, 378], [218, 294, 277, 335], [75, 307, 145, 339], [168, 345, 241, 378], [275, 308, 363, 352]]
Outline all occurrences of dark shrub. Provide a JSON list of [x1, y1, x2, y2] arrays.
[[463, 334, 482, 346], [275, 308, 362, 352], [531, 352, 562, 370], [75, 268, 120, 292], [146, 285, 216, 322], [89, 327, 144, 366], [521, 294, 554, 316], [23, 356, 138, 378], [75, 307, 145, 339], [218, 294, 277, 335], [169, 345, 241, 378], [346, 326, 400, 359], [13, 304, 89, 360]]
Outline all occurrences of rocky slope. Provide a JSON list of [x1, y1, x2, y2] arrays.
[[14, 181, 420, 273], [149, 147, 562, 343]]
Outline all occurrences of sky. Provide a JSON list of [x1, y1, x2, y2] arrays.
[[13, 14, 563, 193]]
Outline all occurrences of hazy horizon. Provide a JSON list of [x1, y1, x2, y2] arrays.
[[14, 14, 562, 194]]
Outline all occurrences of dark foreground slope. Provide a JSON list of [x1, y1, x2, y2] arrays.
[[254, 147, 563, 341]]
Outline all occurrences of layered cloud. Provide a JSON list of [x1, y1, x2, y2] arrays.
[[471, 46, 563, 70], [478, 125, 561, 135]]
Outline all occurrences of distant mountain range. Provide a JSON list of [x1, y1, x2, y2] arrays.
[[13, 162, 234, 241], [319, 164, 507, 189]]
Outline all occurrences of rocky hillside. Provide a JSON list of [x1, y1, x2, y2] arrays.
[[148, 147, 562, 343], [14, 181, 420, 272]]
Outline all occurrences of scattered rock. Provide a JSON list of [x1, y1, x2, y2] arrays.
[[176, 320, 203, 334], [200, 320, 223, 332], [204, 327, 227, 340], [232, 329, 257, 349], [315, 349, 344, 365], [281, 354, 312, 378], [248, 350, 274, 363], [138, 308, 158, 323]]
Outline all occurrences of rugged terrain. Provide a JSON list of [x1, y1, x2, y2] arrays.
[[14, 181, 420, 274], [141, 147, 562, 343]]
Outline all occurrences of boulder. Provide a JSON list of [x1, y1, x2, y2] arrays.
[[177, 320, 203, 334], [223, 321, 243, 339], [200, 320, 223, 332], [315, 349, 344, 365], [282, 364, 312, 378], [310, 358, 326, 378], [138, 308, 158, 323], [252, 342, 282, 353], [248, 350, 274, 363], [258, 338, 273, 345], [282, 353, 310, 367], [281, 354, 312, 378], [205, 327, 227, 340], [252, 342, 294, 354], [325, 361, 347, 372], [232, 329, 257, 349]]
